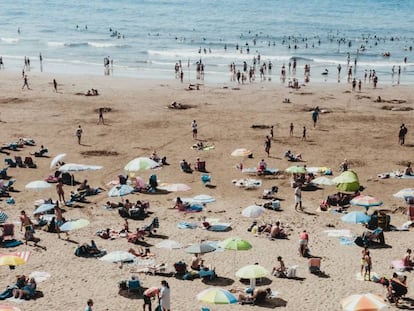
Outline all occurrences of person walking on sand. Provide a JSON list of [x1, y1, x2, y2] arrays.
[[299, 230, 309, 257], [85, 299, 93, 311], [97, 108, 105, 125], [399, 124, 407, 145], [301, 126, 307, 141], [22, 75, 30, 90], [56, 180, 65, 204], [53, 79, 57, 92], [312, 107, 319, 128], [294, 185, 302, 211], [290, 122, 294, 136], [76, 125, 83, 144], [264, 135, 271, 157], [159, 280, 170, 311], [364, 250, 372, 281], [191, 120, 198, 139]]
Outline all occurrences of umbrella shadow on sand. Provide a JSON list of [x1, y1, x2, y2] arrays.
[[201, 276, 235, 286], [239, 277, 273, 286], [118, 287, 146, 300], [255, 297, 288, 308]]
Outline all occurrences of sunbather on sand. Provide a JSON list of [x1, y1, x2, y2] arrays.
[[284, 150, 302, 162], [237, 287, 272, 303], [272, 256, 287, 277]]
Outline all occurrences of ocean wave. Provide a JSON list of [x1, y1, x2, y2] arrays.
[[87, 41, 130, 48], [1, 37, 19, 43], [47, 41, 65, 47]]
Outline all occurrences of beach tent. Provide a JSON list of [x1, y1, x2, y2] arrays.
[[332, 171, 360, 192]]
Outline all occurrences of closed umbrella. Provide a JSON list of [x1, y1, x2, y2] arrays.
[[341, 211, 371, 224], [25, 180, 52, 190], [124, 157, 159, 173], [33, 203, 56, 215], [196, 287, 238, 304], [0, 211, 8, 224], [340, 293, 387, 311], [185, 243, 216, 254], [100, 251, 135, 263], [50, 153, 66, 169], [59, 219, 89, 231], [242, 205, 265, 218]]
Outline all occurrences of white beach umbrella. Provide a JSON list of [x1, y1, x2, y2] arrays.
[[156, 240, 183, 250], [100, 251, 136, 263], [242, 205, 265, 218], [25, 180, 52, 191], [50, 153, 66, 169]]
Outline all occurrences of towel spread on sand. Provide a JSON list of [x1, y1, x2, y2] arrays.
[[29, 271, 51, 283], [323, 229, 352, 237]]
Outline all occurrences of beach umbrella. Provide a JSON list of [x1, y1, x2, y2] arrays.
[[59, 219, 89, 231], [312, 176, 336, 186], [219, 237, 252, 251], [0, 211, 8, 224], [350, 195, 382, 208], [156, 240, 183, 250], [285, 165, 307, 174], [25, 180, 52, 190], [124, 157, 159, 173], [236, 264, 269, 279], [0, 255, 26, 267], [340, 293, 387, 311], [33, 203, 55, 215], [100, 251, 135, 263], [242, 205, 265, 218], [108, 184, 134, 197], [341, 211, 371, 224], [393, 188, 414, 199], [158, 183, 191, 192], [50, 153, 66, 169], [192, 194, 215, 204], [196, 287, 238, 304], [185, 243, 216, 254], [332, 171, 360, 192], [58, 163, 103, 172], [231, 148, 252, 157], [0, 306, 21, 311]]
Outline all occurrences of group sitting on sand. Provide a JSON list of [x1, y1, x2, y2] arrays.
[[85, 88, 99, 96], [248, 220, 289, 239], [0, 275, 37, 300]]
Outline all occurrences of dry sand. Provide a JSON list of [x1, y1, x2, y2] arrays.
[[0, 71, 413, 310]]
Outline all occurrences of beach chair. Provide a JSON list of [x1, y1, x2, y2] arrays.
[[361, 227, 385, 245], [201, 174, 211, 186], [14, 156, 26, 168], [127, 279, 142, 295], [4, 158, 16, 168], [0, 168, 8, 179], [0, 223, 15, 241], [308, 258, 321, 274], [24, 156, 37, 168], [199, 268, 216, 280]]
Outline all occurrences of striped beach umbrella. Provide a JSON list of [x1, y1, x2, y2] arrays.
[[0, 211, 8, 224], [196, 287, 238, 304], [340, 293, 387, 310]]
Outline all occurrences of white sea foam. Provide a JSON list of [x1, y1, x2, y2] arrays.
[[1, 37, 19, 43]]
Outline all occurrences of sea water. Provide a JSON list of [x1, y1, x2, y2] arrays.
[[0, 0, 413, 84]]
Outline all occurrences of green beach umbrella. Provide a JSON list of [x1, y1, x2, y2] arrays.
[[218, 237, 252, 251], [332, 170, 360, 192]]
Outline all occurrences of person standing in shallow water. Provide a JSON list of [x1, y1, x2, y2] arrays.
[[53, 79, 57, 92], [97, 108, 105, 125]]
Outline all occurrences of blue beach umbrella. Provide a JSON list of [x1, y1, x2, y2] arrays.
[[341, 211, 371, 224]]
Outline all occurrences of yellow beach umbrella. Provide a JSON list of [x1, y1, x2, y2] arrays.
[[0, 255, 26, 267]]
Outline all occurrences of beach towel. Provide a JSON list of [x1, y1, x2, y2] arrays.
[[340, 236, 356, 245], [177, 222, 198, 229], [355, 272, 379, 281], [0, 240, 23, 248], [323, 229, 352, 237], [29, 271, 51, 283]]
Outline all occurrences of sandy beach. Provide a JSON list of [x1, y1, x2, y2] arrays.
[[0, 71, 413, 311]]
